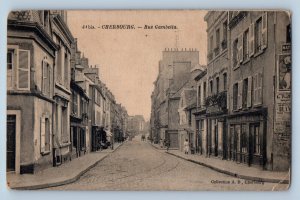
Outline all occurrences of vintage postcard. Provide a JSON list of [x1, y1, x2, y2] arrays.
[[6, 10, 291, 191]]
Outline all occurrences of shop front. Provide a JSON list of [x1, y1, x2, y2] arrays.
[[227, 109, 267, 167]]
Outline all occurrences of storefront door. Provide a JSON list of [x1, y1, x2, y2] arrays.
[[7, 115, 16, 172]]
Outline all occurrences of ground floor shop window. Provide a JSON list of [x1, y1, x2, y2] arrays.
[[250, 123, 261, 155], [241, 124, 248, 153]]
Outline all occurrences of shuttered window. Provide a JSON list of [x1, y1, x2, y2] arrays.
[[253, 73, 263, 105], [238, 81, 243, 109], [18, 49, 30, 90], [249, 23, 255, 56], [233, 83, 238, 111], [261, 12, 268, 49], [40, 116, 51, 153], [7, 50, 14, 89], [247, 76, 252, 107], [238, 34, 243, 63], [42, 60, 52, 97], [40, 117, 45, 153]]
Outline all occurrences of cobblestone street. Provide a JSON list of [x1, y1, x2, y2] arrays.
[[47, 136, 288, 191]]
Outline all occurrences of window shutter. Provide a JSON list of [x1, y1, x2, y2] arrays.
[[49, 64, 52, 97], [261, 12, 268, 49], [238, 81, 243, 109], [18, 49, 30, 90], [231, 42, 234, 68], [249, 23, 255, 57], [247, 76, 252, 107], [40, 117, 46, 153], [257, 73, 263, 105], [238, 34, 243, 63], [42, 60, 47, 94]]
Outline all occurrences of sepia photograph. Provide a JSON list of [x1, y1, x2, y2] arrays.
[[6, 10, 291, 191]]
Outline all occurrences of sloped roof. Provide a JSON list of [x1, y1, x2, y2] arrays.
[[183, 89, 197, 107]]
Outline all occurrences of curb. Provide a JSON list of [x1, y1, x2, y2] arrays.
[[11, 142, 125, 190], [166, 152, 289, 184]]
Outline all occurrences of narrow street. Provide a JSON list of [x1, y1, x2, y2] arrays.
[[48, 136, 288, 191]]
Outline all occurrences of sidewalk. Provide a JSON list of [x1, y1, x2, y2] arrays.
[[149, 142, 290, 184], [7, 142, 125, 190]]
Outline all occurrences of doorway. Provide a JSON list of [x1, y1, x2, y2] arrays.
[[7, 115, 16, 172], [6, 110, 20, 173]]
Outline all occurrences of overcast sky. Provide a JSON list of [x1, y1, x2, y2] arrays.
[[67, 10, 207, 121]]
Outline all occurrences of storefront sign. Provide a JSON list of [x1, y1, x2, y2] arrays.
[[282, 43, 291, 54], [278, 54, 291, 91]]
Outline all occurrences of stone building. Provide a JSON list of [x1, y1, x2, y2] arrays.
[[226, 11, 291, 170], [178, 88, 197, 152], [51, 11, 74, 166], [204, 11, 229, 159], [70, 39, 90, 158], [150, 48, 200, 148], [6, 10, 74, 173], [7, 11, 57, 173]]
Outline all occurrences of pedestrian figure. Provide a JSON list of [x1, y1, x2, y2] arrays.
[[184, 139, 189, 154], [165, 139, 170, 152]]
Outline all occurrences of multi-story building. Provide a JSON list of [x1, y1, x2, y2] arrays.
[[193, 67, 208, 155], [150, 48, 200, 148], [227, 11, 291, 170], [199, 11, 291, 171], [204, 11, 229, 159], [178, 87, 197, 152], [6, 10, 74, 173], [51, 11, 74, 166], [70, 39, 90, 158], [7, 11, 57, 173]]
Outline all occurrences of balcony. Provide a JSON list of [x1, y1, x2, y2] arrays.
[[205, 91, 227, 113]]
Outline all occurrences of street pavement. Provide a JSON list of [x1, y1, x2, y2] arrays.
[[47, 136, 289, 191]]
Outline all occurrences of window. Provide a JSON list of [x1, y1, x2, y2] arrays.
[[242, 78, 248, 108], [216, 77, 220, 94], [57, 46, 63, 83], [233, 83, 238, 110], [209, 35, 213, 52], [223, 21, 227, 42], [255, 17, 263, 52], [243, 29, 249, 60], [203, 82, 207, 99], [40, 116, 51, 153], [64, 52, 69, 87], [61, 106, 68, 143], [72, 91, 78, 115], [286, 24, 291, 43], [233, 39, 238, 68], [235, 125, 241, 153], [42, 60, 52, 97], [7, 50, 14, 89], [253, 73, 263, 105], [241, 124, 248, 153], [223, 73, 227, 91], [210, 80, 213, 95], [216, 29, 220, 46], [250, 123, 260, 155], [188, 110, 192, 126], [198, 85, 201, 107]]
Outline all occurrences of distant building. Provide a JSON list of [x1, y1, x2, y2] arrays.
[[127, 115, 145, 136], [150, 48, 200, 148]]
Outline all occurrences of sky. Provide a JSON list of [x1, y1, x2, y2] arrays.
[[67, 10, 207, 121]]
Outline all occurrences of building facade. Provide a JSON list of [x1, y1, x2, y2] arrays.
[[204, 11, 229, 159], [226, 11, 291, 170], [150, 48, 200, 148]]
